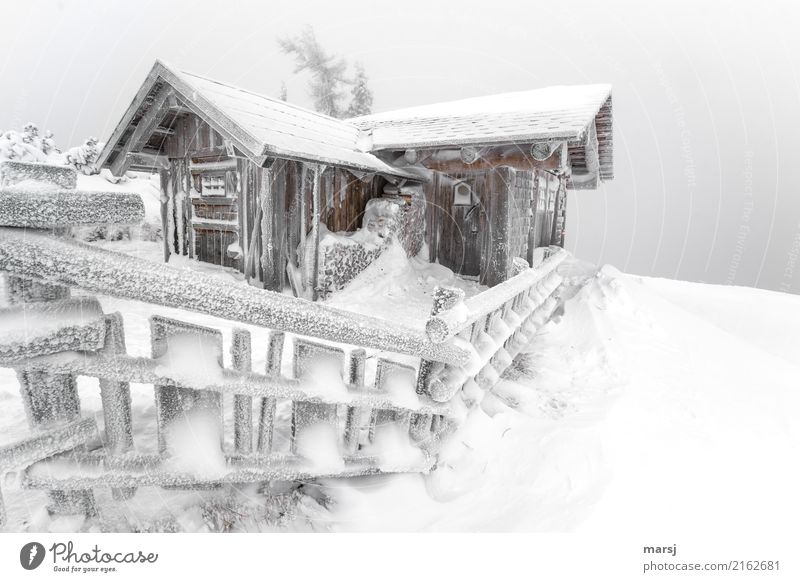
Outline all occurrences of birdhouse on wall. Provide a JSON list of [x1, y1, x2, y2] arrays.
[[453, 180, 473, 206]]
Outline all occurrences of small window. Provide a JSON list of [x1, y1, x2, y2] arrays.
[[200, 173, 226, 197], [453, 181, 473, 206]]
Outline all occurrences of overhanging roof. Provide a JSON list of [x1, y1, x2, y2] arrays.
[[350, 84, 613, 181], [96, 60, 418, 179]]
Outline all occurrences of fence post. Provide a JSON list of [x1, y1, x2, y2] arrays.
[[257, 331, 284, 454], [290, 340, 344, 456], [150, 316, 224, 454], [343, 349, 367, 455], [16, 367, 96, 518], [99, 313, 136, 501], [417, 286, 465, 395], [232, 329, 253, 454]]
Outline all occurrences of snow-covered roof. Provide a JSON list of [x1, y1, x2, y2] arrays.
[[98, 60, 613, 183], [349, 84, 613, 150], [97, 61, 417, 179]]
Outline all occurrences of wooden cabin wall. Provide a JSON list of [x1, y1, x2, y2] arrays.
[[162, 112, 243, 271], [321, 169, 383, 233], [423, 166, 511, 286], [422, 165, 567, 287], [162, 112, 385, 294]]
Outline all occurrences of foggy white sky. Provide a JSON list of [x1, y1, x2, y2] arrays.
[[3, 0, 800, 293]]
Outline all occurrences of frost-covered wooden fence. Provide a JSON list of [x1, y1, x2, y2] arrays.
[[0, 162, 566, 526]]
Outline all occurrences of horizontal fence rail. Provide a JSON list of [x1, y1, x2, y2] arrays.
[[0, 227, 471, 366]]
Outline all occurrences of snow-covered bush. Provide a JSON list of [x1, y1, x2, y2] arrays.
[[0, 124, 57, 163], [0, 122, 102, 175]]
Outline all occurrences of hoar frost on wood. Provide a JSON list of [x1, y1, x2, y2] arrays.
[[0, 188, 144, 228], [426, 247, 567, 342], [0, 160, 77, 189], [0, 298, 106, 363], [0, 228, 472, 366]]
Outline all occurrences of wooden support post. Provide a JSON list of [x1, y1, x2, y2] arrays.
[[310, 164, 325, 301], [260, 161, 280, 291], [343, 349, 367, 455], [416, 286, 465, 396], [159, 169, 171, 263], [231, 329, 253, 454], [256, 331, 284, 454], [483, 167, 513, 287]]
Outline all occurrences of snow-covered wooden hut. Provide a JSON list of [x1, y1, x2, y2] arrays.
[[97, 60, 613, 295]]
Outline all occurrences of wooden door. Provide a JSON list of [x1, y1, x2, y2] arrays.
[[437, 176, 486, 278]]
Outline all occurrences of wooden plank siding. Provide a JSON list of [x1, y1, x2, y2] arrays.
[[419, 164, 566, 287], [158, 110, 391, 293]]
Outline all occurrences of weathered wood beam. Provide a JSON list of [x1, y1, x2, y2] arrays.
[[151, 126, 175, 136], [460, 146, 483, 164], [0, 188, 145, 228], [310, 164, 325, 301], [110, 87, 175, 177], [1, 350, 451, 416], [126, 151, 170, 171], [584, 121, 600, 176], [420, 146, 562, 173], [95, 66, 163, 171]]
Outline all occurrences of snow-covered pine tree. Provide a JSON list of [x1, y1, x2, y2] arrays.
[[65, 136, 101, 175], [41, 130, 57, 155], [346, 63, 373, 117], [278, 27, 349, 118], [279, 81, 288, 102]]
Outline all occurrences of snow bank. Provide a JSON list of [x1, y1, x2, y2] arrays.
[[320, 262, 800, 532]]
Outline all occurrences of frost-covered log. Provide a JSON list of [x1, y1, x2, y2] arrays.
[[0, 160, 77, 190], [231, 329, 253, 454], [22, 451, 435, 491], [425, 248, 568, 342], [257, 331, 284, 454], [0, 418, 97, 472], [15, 363, 97, 517], [0, 297, 106, 363], [417, 286, 464, 396], [98, 314, 136, 501], [98, 314, 133, 455], [5, 275, 69, 304], [0, 228, 470, 365], [343, 348, 367, 455], [0, 188, 145, 227], [1, 346, 450, 415]]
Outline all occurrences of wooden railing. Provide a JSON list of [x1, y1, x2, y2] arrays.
[[0, 162, 567, 528]]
